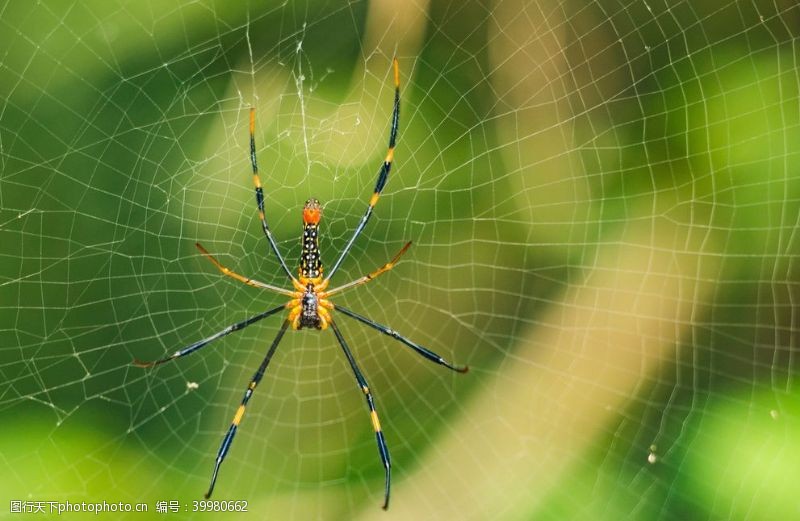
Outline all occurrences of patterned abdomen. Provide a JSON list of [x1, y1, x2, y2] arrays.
[[300, 198, 322, 280]]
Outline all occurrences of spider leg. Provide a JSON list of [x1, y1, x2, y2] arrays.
[[205, 319, 291, 498], [195, 242, 296, 297], [321, 241, 411, 298], [132, 304, 287, 368], [329, 319, 391, 510], [334, 305, 468, 373], [325, 59, 400, 282], [250, 108, 300, 284]]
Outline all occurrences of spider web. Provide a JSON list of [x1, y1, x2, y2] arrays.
[[2, 1, 799, 519]]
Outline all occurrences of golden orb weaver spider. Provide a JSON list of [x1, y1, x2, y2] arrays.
[[133, 59, 468, 510]]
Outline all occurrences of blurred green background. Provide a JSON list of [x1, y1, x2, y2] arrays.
[[1, 1, 799, 519]]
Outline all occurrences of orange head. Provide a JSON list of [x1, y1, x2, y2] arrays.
[[303, 198, 322, 225]]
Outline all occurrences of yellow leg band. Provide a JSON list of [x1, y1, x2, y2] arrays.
[[233, 405, 246, 426], [370, 410, 382, 432]]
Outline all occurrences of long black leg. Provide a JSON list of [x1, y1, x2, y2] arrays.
[[132, 304, 287, 368], [249, 108, 298, 282], [329, 319, 391, 510], [325, 59, 400, 282], [335, 305, 468, 373], [205, 319, 291, 498]]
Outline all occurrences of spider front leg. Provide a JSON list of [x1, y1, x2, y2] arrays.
[[205, 319, 291, 498], [330, 319, 391, 509], [318, 300, 333, 330]]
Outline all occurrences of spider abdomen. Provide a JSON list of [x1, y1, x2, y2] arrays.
[[300, 198, 322, 280]]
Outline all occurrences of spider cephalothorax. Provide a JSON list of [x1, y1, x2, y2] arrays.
[[133, 59, 467, 510], [299, 284, 321, 329]]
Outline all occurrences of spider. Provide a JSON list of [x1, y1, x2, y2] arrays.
[[133, 59, 468, 510]]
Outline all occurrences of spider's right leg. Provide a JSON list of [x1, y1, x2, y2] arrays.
[[324, 59, 400, 282], [321, 241, 411, 298], [330, 319, 391, 509]]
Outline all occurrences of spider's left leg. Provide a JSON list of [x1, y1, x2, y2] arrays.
[[195, 242, 296, 297], [325, 59, 400, 282], [133, 304, 287, 368], [330, 319, 391, 510], [205, 319, 291, 498], [249, 108, 299, 283]]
